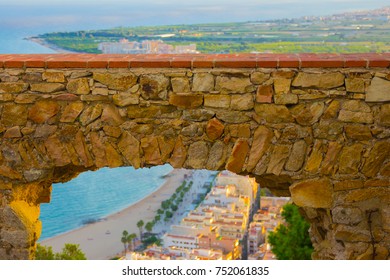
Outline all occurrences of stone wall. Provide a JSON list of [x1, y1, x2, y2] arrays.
[[0, 53, 389, 259]]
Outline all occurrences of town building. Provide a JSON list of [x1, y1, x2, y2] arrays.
[[98, 39, 199, 54]]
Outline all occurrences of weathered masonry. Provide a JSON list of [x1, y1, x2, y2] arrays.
[[0, 53, 389, 260]]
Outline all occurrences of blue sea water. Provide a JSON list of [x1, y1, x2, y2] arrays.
[[39, 165, 173, 241]]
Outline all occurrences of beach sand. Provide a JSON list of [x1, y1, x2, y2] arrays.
[[26, 37, 76, 53], [41, 169, 192, 260]]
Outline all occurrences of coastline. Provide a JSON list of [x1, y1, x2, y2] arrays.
[[26, 37, 76, 53], [40, 169, 193, 260]]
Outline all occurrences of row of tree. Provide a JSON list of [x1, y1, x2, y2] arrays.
[[35, 243, 86, 260]]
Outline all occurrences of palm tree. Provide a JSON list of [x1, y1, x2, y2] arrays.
[[127, 233, 137, 251], [121, 230, 129, 254], [137, 220, 144, 240], [145, 222, 154, 233]]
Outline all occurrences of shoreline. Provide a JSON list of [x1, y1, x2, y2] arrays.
[[26, 37, 77, 53], [40, 169, 193, 260]]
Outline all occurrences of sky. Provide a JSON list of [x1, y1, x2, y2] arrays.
[[0, 0, 388, 32]]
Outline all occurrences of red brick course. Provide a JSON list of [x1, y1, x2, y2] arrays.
[[0, 53, 389, 69]]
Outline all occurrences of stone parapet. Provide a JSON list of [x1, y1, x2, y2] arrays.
[[0, 53, 389, 259], [0, 53, 389, 69]]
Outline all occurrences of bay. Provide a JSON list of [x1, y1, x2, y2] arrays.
[[39, 165, 173, 241]]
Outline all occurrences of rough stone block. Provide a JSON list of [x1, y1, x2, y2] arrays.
[[366, 77, 390, 102], [228, 124, 251, 138], [28, 100, 60, 124], [186, 141, 209, 169], [255, 84, 273, 103], [192, 73, 214, 92], [79, 104, 103, 126], [42, 71, 65, 83], [230, 94, 254, 110], [266, 144, 290, 175], [216, 110, 250, 123], [60, 102, 84, 123], [291, 102, 324, 125], [290, 178, 333, 208], [140, 74, 169, 100], [118, 131, 141, 169], [274, 94, 298, 105], [254, 104, 293, 123], [345, 124, 372, 140], [168, 136, 187, 168], [250, 72, 270, 84], [273, 78, 291, 94], [320, 142, 343, 175], [215, 76, 254, 93], [304, 140, 324, 173], [101, 104, 124, 126], [226, 139, 249, 173], [206, 141, 227, 170], [141, 136, 163, 165], [28, 81, 64, 94], [338, 110, 374, 124], [171, 77, 190, 92], [246, 126, 273, 172], [93, 72, 137, 91], [345, 77, 365, 93], [206, 118, 224, 140], [339, 144, 363, 174], [332, 206, 363, 225], [169, 93, 203, 109], [292, 72, 345, 89], [1, 104, 28, 126], [285, 140, 307, 172], [4, 126, 22, 138], [113, 92, 139, 107], [379, 104, 390, 126], [204, 94, 230, 108], [0, 82, 28, 94], [334, 180, 363, 191], [314, 120, 344, 140], [362, 141, 390, 177], [66, 78, 90, 95]]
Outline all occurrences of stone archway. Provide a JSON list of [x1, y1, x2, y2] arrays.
[[0, 54, 389, 259]]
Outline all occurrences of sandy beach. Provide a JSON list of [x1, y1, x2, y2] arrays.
[[26, 37, 76, 53], [41, 169, 192, 260]]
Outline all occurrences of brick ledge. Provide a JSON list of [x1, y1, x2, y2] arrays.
[[0, 53, 389, 69]]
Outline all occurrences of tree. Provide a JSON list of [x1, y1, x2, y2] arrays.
[[127, 233, 137, 251], [121, 230, 129, 254], [137, 220, 144, 240], [142, 236, 162, 247], [35, 243, 86, 260], [35, 243, 55, 260], [154, 215, 161, 223], [145, 221, 154, 233], [268, 204, 313, 260], [165, 211, 173, 219], [170, 204, 178, 212], [57, 244, 87, 260]]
